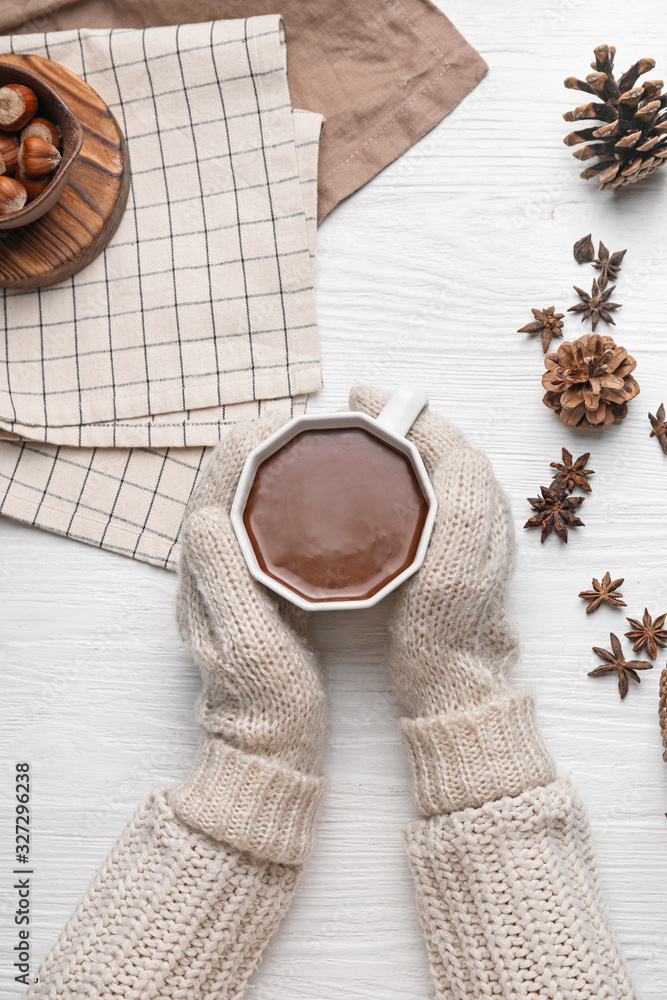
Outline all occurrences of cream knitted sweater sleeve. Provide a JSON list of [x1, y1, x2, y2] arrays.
[[27, 789, 303, 999], [350, 386, 638, 1000], [27, 416, 329, 1000]]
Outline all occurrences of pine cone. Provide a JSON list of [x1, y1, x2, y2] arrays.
[[564, 43, 667, 189], [542, 333, 639, 428]]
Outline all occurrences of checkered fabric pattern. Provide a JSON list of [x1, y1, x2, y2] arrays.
[[0, 393, 305, 570], [0, 18, 322, 569], [0, 18, 321, 436], [0, 101, 320, 448]]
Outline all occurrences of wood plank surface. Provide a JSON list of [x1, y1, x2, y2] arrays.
[[1, 3, 666, 998]]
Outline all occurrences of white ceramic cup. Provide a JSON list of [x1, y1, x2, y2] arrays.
[[231, 387, 437, 611]]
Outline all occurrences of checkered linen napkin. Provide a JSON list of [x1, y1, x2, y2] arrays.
[[0, 18, 321, 441], [0, 396, 304, 570], [0, 18, 322, 569]]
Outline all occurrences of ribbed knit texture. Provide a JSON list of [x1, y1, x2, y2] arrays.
[[404, 777, 638, 1000], [401, 688, 556, 816], [169, 736, 326, 865], [28, 789, 301, 1000], [350, 385, 636, 1000]]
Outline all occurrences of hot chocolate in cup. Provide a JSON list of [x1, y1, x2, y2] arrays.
[[231, 387, 437, 611]]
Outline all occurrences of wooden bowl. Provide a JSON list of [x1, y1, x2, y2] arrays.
[[0, 61, 83, 229]]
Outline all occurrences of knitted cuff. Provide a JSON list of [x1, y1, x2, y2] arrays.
[[401, 687, 557, 817], [169, 736, 327, 865], [404, 777, 638, 1000]]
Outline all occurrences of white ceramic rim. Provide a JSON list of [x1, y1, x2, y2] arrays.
[[231, 409, 437, 612]]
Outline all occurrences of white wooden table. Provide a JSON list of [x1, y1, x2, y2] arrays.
[[2, 3, 667, 996]]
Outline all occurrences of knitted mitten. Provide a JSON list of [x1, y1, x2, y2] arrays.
[[28, 414, 328, 1000], [350, 386, 638, 1000]]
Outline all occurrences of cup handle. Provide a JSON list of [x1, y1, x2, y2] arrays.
[[375, 386, 428, 438]]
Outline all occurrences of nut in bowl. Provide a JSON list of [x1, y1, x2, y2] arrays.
[[0, 61, 83, 229]]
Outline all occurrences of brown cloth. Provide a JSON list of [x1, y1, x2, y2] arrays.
[[0, 0, 488, 221]]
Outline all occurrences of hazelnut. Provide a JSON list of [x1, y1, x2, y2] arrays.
[[0, 175, 27, 214], [18, 170, 50, 202], [0, 134, 18, 176], [17, 136, 61, 179], [21, 117, 60, 149], [0, 84, 38, 132]]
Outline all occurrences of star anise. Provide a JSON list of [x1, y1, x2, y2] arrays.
[[578, 572, 626, 613], [592, 242, 626, 290], [573, 236, 627, 289], [568, 279, 622, 332], [588, 632, 653, 699], [517, 307, 565, 353], [573, 233, 595, 264], [550, 448, 595, 492], [524, 481, 585, 542], [649, 404, 667, 454], [625, 608, 667, 659]]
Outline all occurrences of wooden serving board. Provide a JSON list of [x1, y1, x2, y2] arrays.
[[0, 53, 129, 289]]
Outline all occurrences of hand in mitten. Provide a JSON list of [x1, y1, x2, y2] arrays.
[[29, 414, 329, 1000], [350, 386, 638, 1000], [351, 384, 553, 810], [170, 412, 329, 864]]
